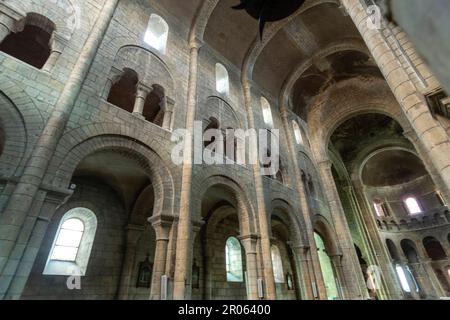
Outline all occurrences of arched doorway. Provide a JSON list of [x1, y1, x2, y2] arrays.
[[21, 149, 159, 299], [193, 183, 252, 300], [313, 231, 340, 300], [423, 236, 450, 294], [270, 207, 302, 300]]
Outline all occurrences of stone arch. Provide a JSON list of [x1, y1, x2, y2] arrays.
[[200, 96, 242, 130], [270, 198, 305, 245], [385, 238, 400, 262], [313, 214, 341, 256], [192, 174, 256, 237], [112, 45, 175, 100], [0, 92, 27, 177], [51, 136, 174, 218], [280, 39, 369, 108], [400, 239, 420, 263], [0, 78, 44, 177], [307, 77, 410, 162], [423, 236, 447, 261], [3, 0, 80, 39]]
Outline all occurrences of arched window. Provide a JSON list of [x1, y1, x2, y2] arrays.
[[0, 13, 55, 69], [373, 199, 386, 217], [261, 97, 273, 127], [314, 232, 339, 300], [225, 237, 243, 282], [50, 218, 84, 261], [44, 207, 97, 276], [143, 85, 165, 126], [215, 63, 229, 95], [405, 197, 422, 215], [144, 14, 169, 53], [292, 121, 304, 145], [107, 68, 139, 113], [395, 264, 411, 293], [271, 245, 284, 283]]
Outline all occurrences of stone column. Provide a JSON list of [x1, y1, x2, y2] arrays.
[[161, 96, 174, 131], [149, 215, 172, 300], [239, 235, 259, 300], [341, 0, 450, 199], [317, 159, 368, 299], [133, 84, 152, 117], [42, 33, 67, 73], [344, 184, 400, 299], [241, 79, 276, 300], [329, 254, 347, 299], [117, 225, 144, 300], [290, 245, 315, 300], [172, 38, 202, 300], [403, 130, 450, 205], [279, 107, 326, 300], [0, 0, 119, 299]]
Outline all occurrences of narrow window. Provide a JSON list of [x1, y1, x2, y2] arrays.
[[215, 63, 229, 95], [107, 68, 139, 113], [144, 14, 169, 53], [395, 264, 411, 293], [225, 237, 243, 282], [51, 218, 84, 261], [373, 200, 386, 217], [44, 207, 97, 276], [292, 121, 304, 145], [271, 245, 284, 283], [261, 97, 273, 127], [405, 197, 422, 215]]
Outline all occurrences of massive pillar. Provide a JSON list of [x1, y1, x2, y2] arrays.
[[0, 0, 119, 299], [172, 39, 201, 300], [317, 159, 369, 299], [279, 108, 327, 300], [240, 79, 276, 300], [149, 216, 172, 300], [341, 0, 450, 203], [239, 235, 259, 300], [117, 225, 144, 300]]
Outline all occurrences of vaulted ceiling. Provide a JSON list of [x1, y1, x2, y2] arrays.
[[155, 0, 380, 120]]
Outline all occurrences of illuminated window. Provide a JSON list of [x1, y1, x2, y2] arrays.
[[44, 207, 97, 276], [144, 14, 169, 53], [51, 218, 84, 261], [292, 121, 304, 145], [405, 197, 422, 215], [373, 201, 386, 217], [215, 63, 229, 95], [271, 245, 284, 283], [261, 97, 273, 127], [395, 264, 411, 293], [225, 237, 243, 282]]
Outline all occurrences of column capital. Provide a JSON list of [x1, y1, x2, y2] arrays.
[[136, 83, 152, 96], [148, 214, 175, 240], [238, 234, 259, 253]]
